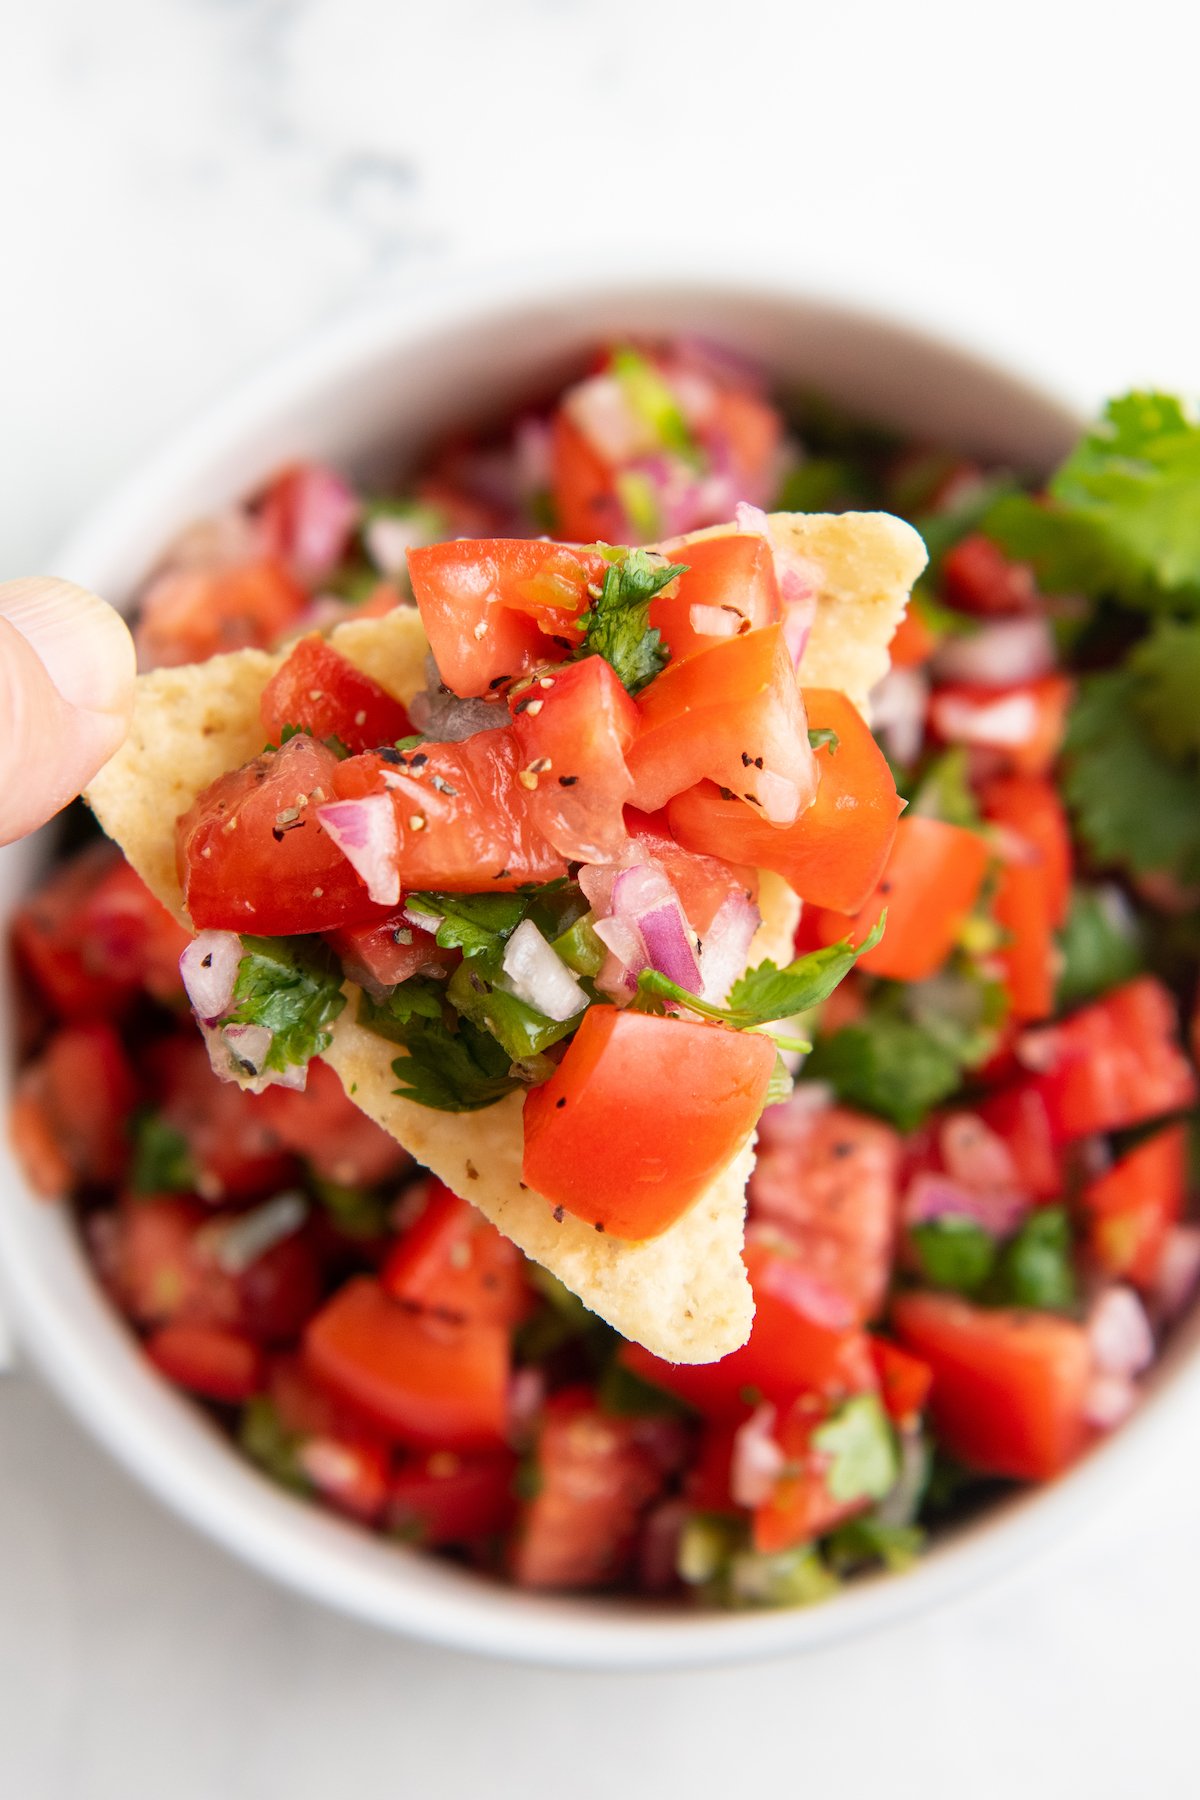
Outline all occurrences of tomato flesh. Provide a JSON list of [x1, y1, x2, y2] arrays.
[[11, 1022, 138, 1193], [260, 634, 413, 755], [256, 1057, 411, 1189], [667, 688, 901, 912], [323, 916, 455, 992], [146, 1323, 266, 1403], [388, 1450, 517, 1547], [382, 1179, 533, 1327], [980, 773, 1072, 928], [648, 532, 780, 666], [550, 412, 632, 544], [929, 676, 1072, 777], [510, 654, 638, 862], [625, 810, 758, 935], [892, 1290, 1092, 1480], [135, 559, 307, 668], [1082, 1124, 1186, 1291], [303, 1276, 509, 1450], [941, 535, 1039, 616], [1026, 978, 1197, 1142], [627, 624, 817, 822], [870, 1338, 933, 1427], [751, 1399, 866, 1554], [155, 1035, 297, 1202], [522, 1009, 776, 1240], [992, 849, 1055, 1022]]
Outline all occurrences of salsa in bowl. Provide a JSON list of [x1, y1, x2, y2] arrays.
[[4, 272, 1197, 1666]]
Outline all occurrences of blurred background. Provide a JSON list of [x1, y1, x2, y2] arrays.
[[2, 2, 1198, 1795]]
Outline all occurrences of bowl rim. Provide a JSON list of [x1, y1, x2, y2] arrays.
[[5, 255, 1194, 1670]]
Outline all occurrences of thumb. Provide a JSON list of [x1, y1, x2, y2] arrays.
[[0, 577, 136, 846]]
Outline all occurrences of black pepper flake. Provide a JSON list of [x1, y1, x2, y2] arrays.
[[489, 674, 511, 690], [718, 786, 735, 801], [409, 752, 429, 770], [832, 1141, 854, 1159], [558, 775, 579, 788], [552, 1205, 565, 1223], [378, 746, 402, 764], [754, 756, 764, 769], [741, 751, 753, 767], [200, 953, 213, 969], [465, 1161, 479, 1180], [880, 880, 893, 895], [743, 793, 762, 806], [594, 1221, 605, 1233], [518, 1181, 528, 1191], [493, 867, 511, 881], [512, 693, 537, 715], [555, 1096, 566, 1109]]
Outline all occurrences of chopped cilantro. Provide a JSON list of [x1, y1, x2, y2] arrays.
[[1129, 617, 1200, 761], [991, 1205, 1077, 1312], [985, 392, 1200, 610], [390, 1012, 520, 1112], [1056, 883, 1144, 1010], [909, 1216, 998, 1294], [1063, 671, 1200, 883], [812, 1394, 899, 1506], [804, 1013, 965, 1132], [407, 882, 576, 962], [808, 727, 840, 755], [724, 1544, 840, 1610], [239, 1397, 310, 1496], [824, 1517, 925, 1575], [764, 1051, 796, 1109], [636, 921, 882, 1031], [910, 749, 984, 830], [577, 548, 685, 695], [596, 1358, 692, 1420], [610, 346, 701, 465], [229, 937, 346, 1073], [446, 955, 579, 1064], [357, 980, 446, 1042], [393, 733, 428, 753], [130, 1109, 195, 1194], [308, 1175, 395, 1240], [775, 455, 875, 513]]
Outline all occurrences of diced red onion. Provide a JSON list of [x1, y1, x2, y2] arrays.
[[1088, 1285, 1155, 1377], [869, 667, 929, 766], [180, 930, 243, 1025], [1085, 1373, 1139, 1429], [611, 862, 674, 917], [637, 902, 701, 992], [939, 1112, 1020, 1193], [316, 795, 400, 907], [500, 919, 587, 1022], [220, 1021, 274, 1076], [164, 506, 263, 572], [513, 416, 553, 498], [592, 916, 648, 1000], [364, 513, 430, 575], [933, 689, 1040, 748], [698, 889, 762, 1006], [296, 1438, 366, 1501], [1151, 1225, 1200, 1322], [1014, 1026, 1061, 1074], [284, 465, 361, 586], [506, 1366, 545, 1445], [630, 1412, 691, 1476], [933, 616, 1055, 687], [638, 1499, 691, 1595], [903, 1171, 1029, 1237], [730, 1403, 785, 1507], [689, 603, 742, 638], [564, 374, 653, 463], [754, 769, 802, 826], [734, 500, 771, 539], [201, 1190, 308, 1275]]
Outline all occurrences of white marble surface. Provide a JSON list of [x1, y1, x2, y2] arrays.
[[3, 2, 1200, 1793]]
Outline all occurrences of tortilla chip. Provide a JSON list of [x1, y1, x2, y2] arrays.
[[84, 513, 920, 1359]]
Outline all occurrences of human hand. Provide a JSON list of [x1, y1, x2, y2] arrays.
[[0, 578, 135, 846]]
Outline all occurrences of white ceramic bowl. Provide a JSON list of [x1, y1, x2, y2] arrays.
[[5, 263, 1200, 1670]]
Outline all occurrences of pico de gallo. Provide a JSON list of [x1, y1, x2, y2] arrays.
[[10, 344, 1200, 1609]]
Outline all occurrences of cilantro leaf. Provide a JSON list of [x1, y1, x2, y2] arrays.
[[1056, 883, 1145, 1010], [446, 954, 579, 1063], [824, 1517, 925, 1575], [986, 392, 1200, 610], [812, 1395, 899, 1506], [239, 1397, 309, 1496], [1129, 617, 1200, 760], [229, 936, 346, 1073], [909, 1216, 998, 1294], [578, 549, 685, 695], [636, 922, 883, 1031], [357, 979, 450, 1041], [407, 891, 534, 959], [808, 727, 840, 754], [130, 1109, 195, 1194], [775, 455, 876, 513], [1063, 671, 1200, 882], [804, 1014, 965, 1132], [389, 1012, 520, 1112], [910, 749, 984, 830], [991, 1205, 1077, 1311]]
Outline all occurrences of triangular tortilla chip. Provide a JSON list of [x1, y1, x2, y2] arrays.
[[85, 513, 925, 1360]]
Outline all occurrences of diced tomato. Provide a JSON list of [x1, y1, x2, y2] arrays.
[[751, 1399, 865, 1554], [388, 1449, 518, 1546], [870, 1338, 933, 1426], [625, 810, 758, 936], [550, 412, 630, 545], [929, 677, 1072, 777], [980, 774, 1072, 927], [510, 1390, 666, 1590], [146, 1322, 266, 1403], [627, 624, 817, 821], [621, 1235, 878, 1420], [666, 689, 901, 913], [12, 843, 190, 1017], [260, 634, 413, 755], [648, 532, 780, 666], [892, 1291, 1093, 1480], [296, 1434, 392, 1524], [1025, 978, 1197, 1143], [510, 655, 638, 862], [330, 735, 568, 892], [1082, 1124, 1186, 1291], [810, 814, 991, 983], [255, 461, 360, 586], [177, 734, 392, 935], [991, 848, 1055, 1022], [749, 1102, 902, 1323], [687, 1420, 741, 1513], [888, 604, 939, 669], [303, 1277, 509, 1450], [155, 1036, 297, 1202], [382, 1179, 533, 1327], [135, 559, 307, 668], [941, 535, 1039, 617], [256, 1058, 411, 1188], [323, 915, 456, 992], [407, 538, 610, 696], [10, 1022, 138, 1194], [974, 1082, 1062, 1201], [708, 387, 783, 496], [521, 1009, 776, 1240]]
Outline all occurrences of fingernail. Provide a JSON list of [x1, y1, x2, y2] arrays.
[[0, 578, 135, 717]]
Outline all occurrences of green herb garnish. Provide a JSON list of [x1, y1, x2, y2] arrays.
[[577, 548, 685, 695], [228, 936, 346, 1073]]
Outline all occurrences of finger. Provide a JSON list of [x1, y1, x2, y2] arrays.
[[0, 577, 136, 845]]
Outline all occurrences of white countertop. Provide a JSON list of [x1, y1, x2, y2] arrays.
[[4, 2, 1199, 1793]]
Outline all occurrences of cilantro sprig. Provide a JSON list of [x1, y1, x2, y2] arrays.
[[229, 936, 346, 1073], [578, 549, 686, 695]]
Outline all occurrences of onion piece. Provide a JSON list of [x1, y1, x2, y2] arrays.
[[869, 667, 929, 767], [364, 513, 431, 575], [506, 1366, 545, 1446], [201, 1191, 308, 1275], [933, 616, 1055, 688], [564, 373, 655, 463], [500, 920, 587, 1023], [734, 500, 771, 539], [316, 794, 400, 907], [730, 1403, 785, 1507], [180, 930, 243, 1025], [1085, 1373, 1138, 1429], [689, 603, 742, 638], [638, 902, 702, 992], [903, 1171, 1029, 1237], [933, 689, 1040, 748], [1087, 1285, 1155, 1377], [939, 1113, 1020, 1192], [698, 889, 762, 1006], [1151, 1225, 1200, 1322], [638, 1499, 691, 1595]]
